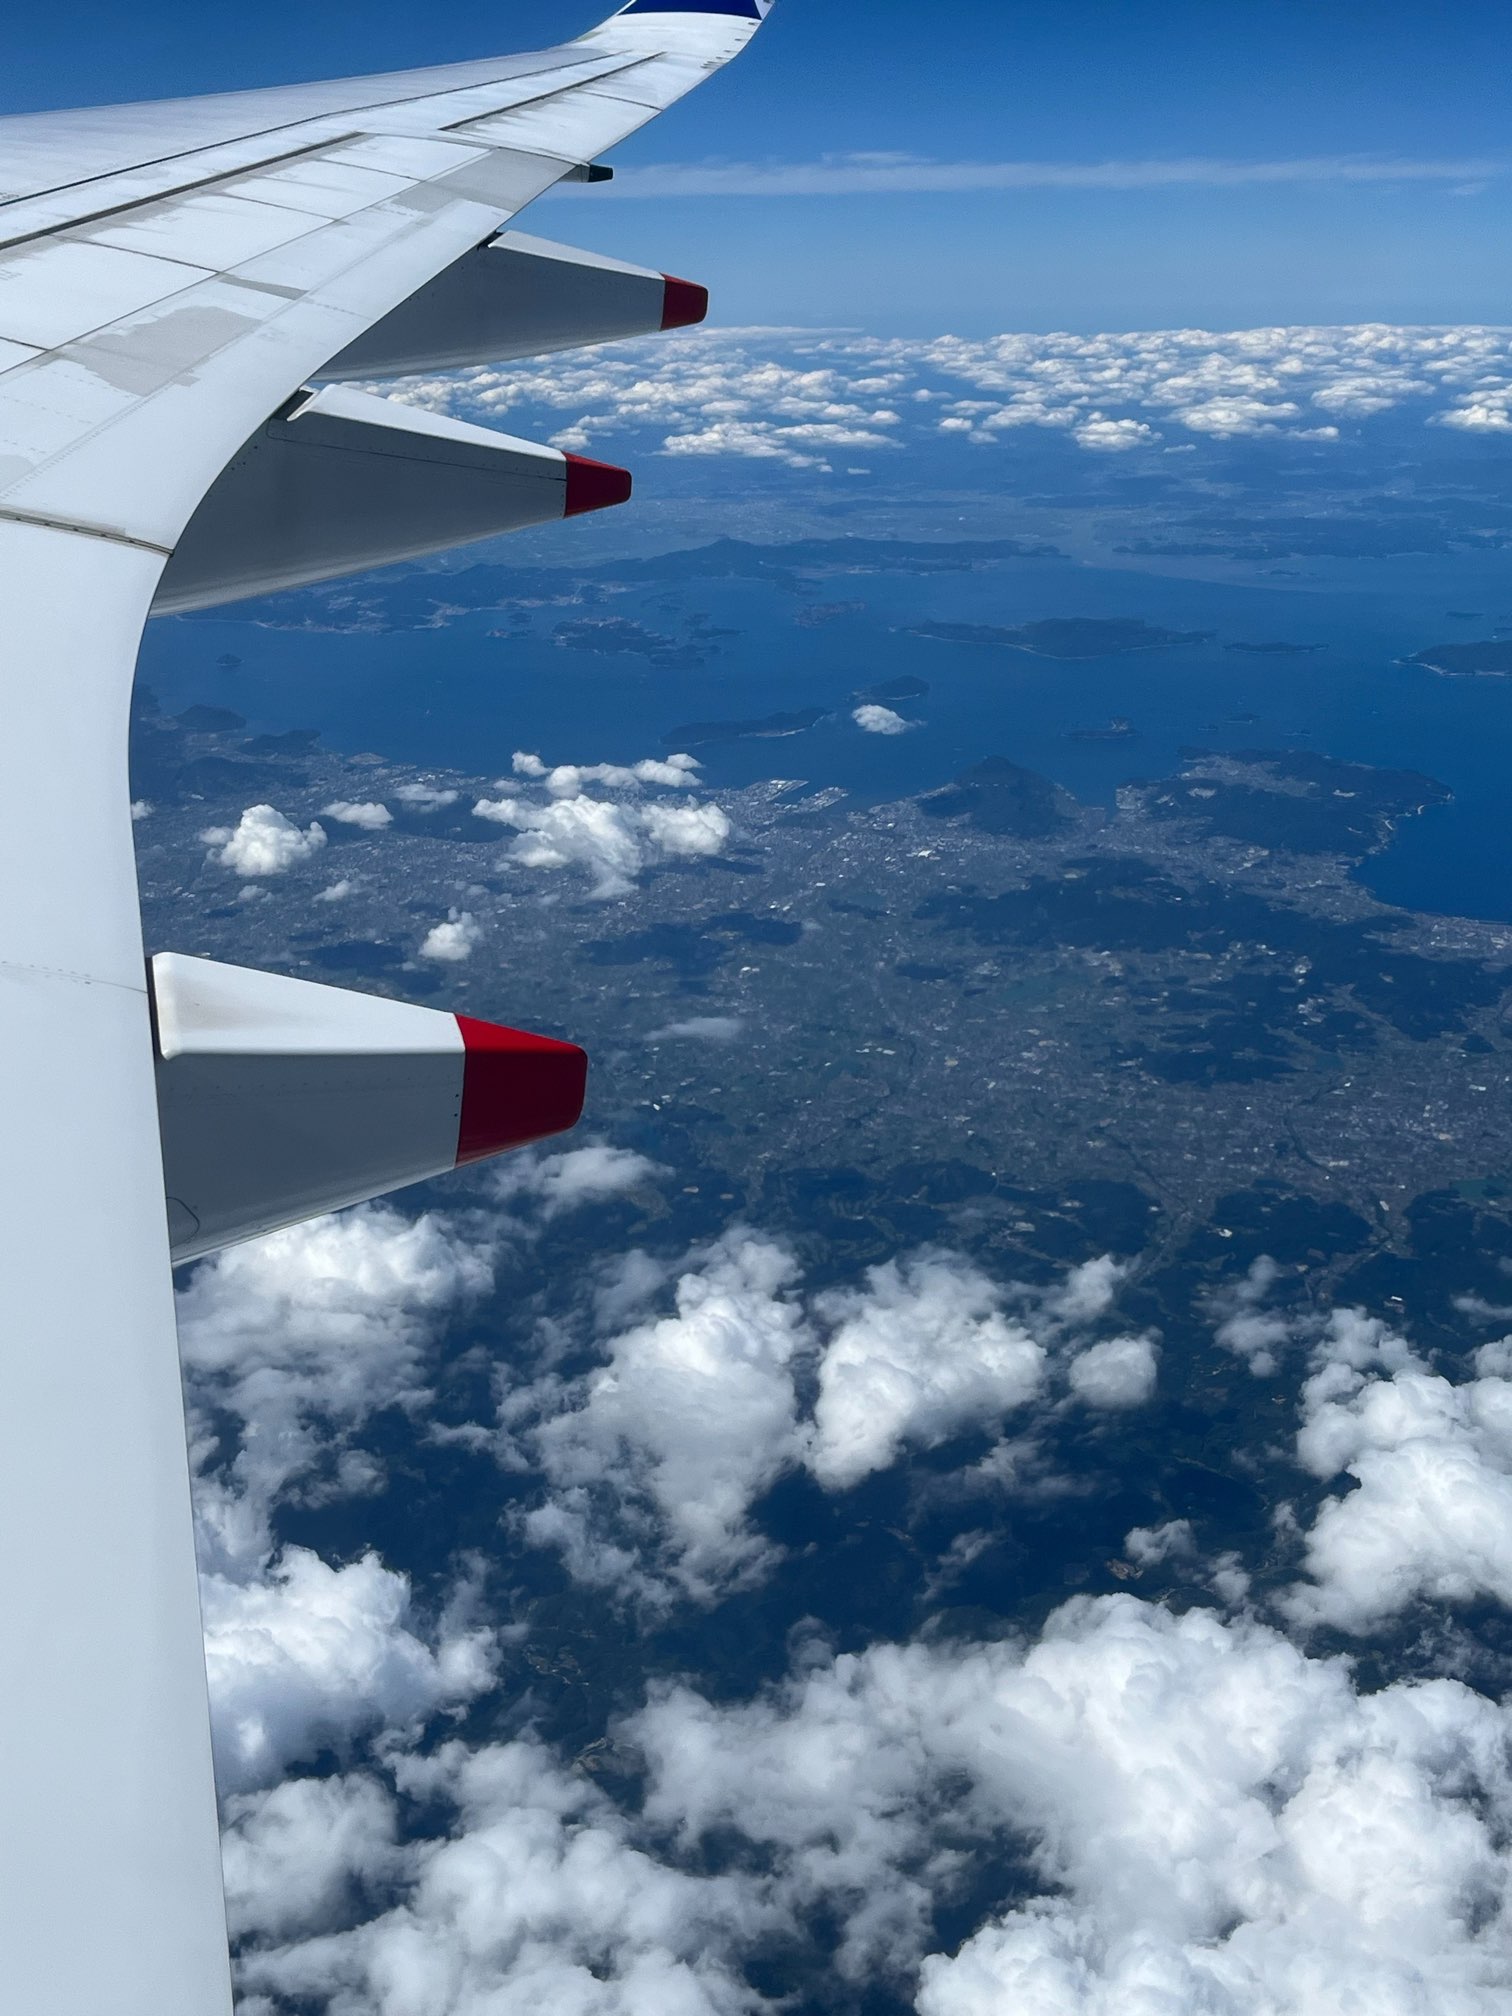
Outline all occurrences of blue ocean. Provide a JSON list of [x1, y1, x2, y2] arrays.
[[137, 546, 1512, 923]]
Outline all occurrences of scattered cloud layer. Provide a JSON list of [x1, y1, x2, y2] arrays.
[[380, 323, 1512, 467], [511, 1240, 1157, 1601], [178, 1206, 493, 1575], [474, 749, 730, 897], [230, 1736, 767, 2014], [190, 1181, 1512, 2012], [633, 1596, 1512, 2012], [230, 1591, 1512, 2013], [204, 1547, 493, 1796]]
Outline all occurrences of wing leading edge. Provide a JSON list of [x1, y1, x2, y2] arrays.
[[0, 6, 775, 2009]]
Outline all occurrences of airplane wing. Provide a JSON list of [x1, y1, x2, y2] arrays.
[[0, 6, 774, 2009]]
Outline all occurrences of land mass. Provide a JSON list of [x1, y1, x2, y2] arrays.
[[1135, 748, 1451, 857], [920, 756, 1077, 838]]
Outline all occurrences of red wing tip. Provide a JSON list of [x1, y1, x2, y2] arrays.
[[455, 1015, 588, 1166], [661, 275, 710, 331], [563, 454, 633, 517]]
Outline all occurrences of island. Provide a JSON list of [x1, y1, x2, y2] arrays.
[[553, 617, 709, 668], [854, 676, 929, 704], [1408, 638, 1512, 677], [1069, 717, 1137, 742], [661, 708, 830, 747], [905, 617, 1214, 658]]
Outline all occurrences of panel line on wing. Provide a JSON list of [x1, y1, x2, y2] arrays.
[[432, 51, 670, 132], [0, 50, 631, 215], [0, 137, 366, 256]]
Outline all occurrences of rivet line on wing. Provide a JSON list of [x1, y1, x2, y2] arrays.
[[0, 959, 149, 995], [0, 506, 173, 557]]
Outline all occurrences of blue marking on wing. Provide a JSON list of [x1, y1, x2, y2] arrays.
[[618, 0, 768, 16]]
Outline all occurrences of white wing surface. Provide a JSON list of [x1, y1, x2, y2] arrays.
[[0, 6, 773, 2008]]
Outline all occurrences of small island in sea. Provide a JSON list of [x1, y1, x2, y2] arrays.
[[795, 600, 867, 628], [905, 616, 1214, 658], [1224, 641, 1325, 656], [854, 675, 929, 704], [1069, 716, 1138, 742], [553, 616, 709, 668], [1408, 638, 1512, 677], [661, 707, 830, 747]]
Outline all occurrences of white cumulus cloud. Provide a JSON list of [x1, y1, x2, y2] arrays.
[[1073, 412, 1159, 450], [513, 749, 701, 795], [852, 703, 912, 735], [376, 324, 1512, 472], [321, 801, 392, 830], [178, 1206, 493, 1573], [204, 1547, 494, 1796], [394, 782, 460, 811], [1066, 1331, 1160, 1408], [648, 1016, 745, 1042], [231, 1738, 768, 2015], [474, 757, 732, 899], [202, 805, 327, 877], [514, 1241, 1151, 1598], [526, 1234, 806, 1600], [494, 1142, 664, 1218], [810, 1255, 1048, 1489], [1213, 1255, 1293, 1377], [419, 908, 481, 962], [1285, 1310, 1512, 1634]]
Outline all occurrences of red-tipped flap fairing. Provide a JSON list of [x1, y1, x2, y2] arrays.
[[456, 1017, 588, 1164], [661, 274, 710, 330], [563, 453, 634, 517], [152, 954, 587, 1262]]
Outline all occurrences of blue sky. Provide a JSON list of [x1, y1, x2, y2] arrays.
[[6, 1, 1512, 332]]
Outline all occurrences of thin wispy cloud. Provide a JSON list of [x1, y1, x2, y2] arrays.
[[569, 151, 1508, 199]]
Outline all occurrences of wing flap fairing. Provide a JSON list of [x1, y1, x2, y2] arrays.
[[152, 382, 631, 612], [321, 229, 707, 377], [153, 953, 587, 1262]]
